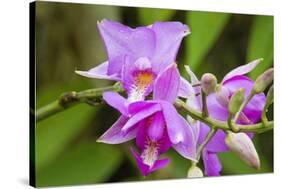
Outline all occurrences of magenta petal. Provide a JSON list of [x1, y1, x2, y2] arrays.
[[157, 131, 173, 154], [103, 92, 128, 116], [223, 75, 253, 97], [128, 101, 157, 115], [130, 147, 151, 176], [150, 158, 170, 172], [148, 112, 165, 141], [207, 93, 229, 121], [98, 19, 156, 75], [75, 61, 120, 80], [161, 102, 186, 144], [97, 115, 137, 144], [151, 22, 190, 73], [136, 121, 147, 151], [130, 147, 169, 176], [222, 59, 261, 83], [122, 103, 161, 132], [202, 150, 222, 176], [153, 64, 180, 103], [178, 77, 195, 98], [241, 93, 265, 124], [172, 116, 197, 161]]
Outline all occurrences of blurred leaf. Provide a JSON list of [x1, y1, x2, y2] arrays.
[[138, 8, 175, 25], [36, 82, 96, 170], [36, 139, 123, 187], [187, 12, 230, 71], [247, 16, 273, 79]]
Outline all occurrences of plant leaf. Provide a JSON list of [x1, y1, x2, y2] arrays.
[[247, 16, 273, 79], [138, 8, 175, 25], [36, 139, 123, 187], [36, 83, 96, 170], [187, 11, 230, 71]]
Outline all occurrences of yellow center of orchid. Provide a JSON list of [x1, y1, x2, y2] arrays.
[[134, 71, 154, 90], [128, 71, 154, 102]]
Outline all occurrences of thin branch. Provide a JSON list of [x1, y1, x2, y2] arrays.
[[174, 99, 273, 133], [196, 127, 217, 160], [201, 90, 209, 117], [233, 92, 254, 124], [35, 83, 123, 122], [35, 84, 274, 134]]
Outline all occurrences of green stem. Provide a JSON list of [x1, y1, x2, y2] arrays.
[[35, 84, 123, 122], [196, 127, 217, 160], [174, 99, 273, 133], [233, 92, 254, 124], [227, 113, 238, 132], [201, 90, 209, 117], [35, 84, 274, 134]]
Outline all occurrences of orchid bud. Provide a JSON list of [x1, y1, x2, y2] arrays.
[[201, 73, 217, 95], [228, 88, 245, 115], [215, 85, 230, 107], [225, 132, 260, 169], [266, 85, 273, 106], [252, 68, 273, 94], [187, 165, 204, 178]]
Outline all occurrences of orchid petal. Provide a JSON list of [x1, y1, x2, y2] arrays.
[[130, 147, 169, 176], [222, 59, 261, 83], [153, 64, 180, 103], [97, 115, 136, 144], [97, 19, 156, 75], [185, 65, 202, 105], [223, 75, 266, 123], [151, 22, 190, 73], [202, 150, 222, 176], [172, 116, 197, 161], [122, 103, 161, 132], [148, 112, 165, 141], [178, 77, 195, 98], [128, 101, 157, 115], [185, 65, 199, 85], [161, 101, 185, 144], [103, 92, 128, 115], [75, 61, 120, 80], [161, 101, 196, 160]]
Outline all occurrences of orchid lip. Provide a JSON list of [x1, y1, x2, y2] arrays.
[[127, 69, 155, 102], [141, 139, 159, 167]]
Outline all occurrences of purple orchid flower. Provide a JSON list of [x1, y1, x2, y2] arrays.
[[97, 64, 196, 176], [76, 19, 190, 102], [182, 59, 266, 176]]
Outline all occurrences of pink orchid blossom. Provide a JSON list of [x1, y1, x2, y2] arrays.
[[182, 59, 266, 176], [76, 20, 190, 102], [98, 64, 196, 176]]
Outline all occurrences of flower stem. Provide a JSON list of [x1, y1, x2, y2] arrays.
[[233, 92, 254, 124], [201, 90, 209, 117], [174, 99, 273, 133], [196, 127, 217, 160], [35, 84, 274, 134], [35, 83, 123, 122]]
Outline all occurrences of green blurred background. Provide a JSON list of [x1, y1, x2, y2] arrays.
[[34, 1, 274, 187]]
